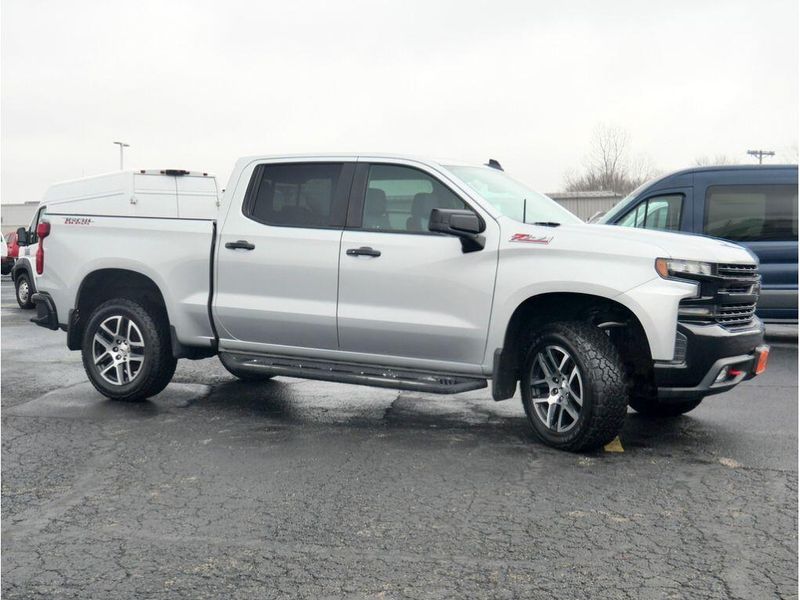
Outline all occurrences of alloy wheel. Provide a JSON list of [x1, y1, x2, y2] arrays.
[[92, 315, 145, 385], [529, 345, 584, 433]]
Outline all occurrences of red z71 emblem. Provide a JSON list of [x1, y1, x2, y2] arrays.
[[510, 233, 552, 244]]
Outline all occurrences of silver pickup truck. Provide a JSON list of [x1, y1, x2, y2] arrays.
[[30, 154, 769, 451]]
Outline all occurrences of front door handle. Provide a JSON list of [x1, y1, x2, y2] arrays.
[[346, 246, 381, 257], [225, 240, 255, 250]]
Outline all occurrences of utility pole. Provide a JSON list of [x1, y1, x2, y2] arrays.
[[113, 141, 130, 170], [746, 149, 775, 164]]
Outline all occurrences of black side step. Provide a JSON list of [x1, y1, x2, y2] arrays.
[[219, 352, 487, 394]]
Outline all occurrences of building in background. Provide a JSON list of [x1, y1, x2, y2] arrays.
[[548, 191, 622, 222], [1, 201, 39, 233]]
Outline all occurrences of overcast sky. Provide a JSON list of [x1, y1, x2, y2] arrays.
[[2, 0, 797, 204]]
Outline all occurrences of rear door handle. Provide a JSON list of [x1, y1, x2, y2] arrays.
[[346, 246, 381, 257], [225, 240, 255, 250]]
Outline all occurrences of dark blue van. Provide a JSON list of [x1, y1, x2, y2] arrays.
[[600, 165, 798, 322]]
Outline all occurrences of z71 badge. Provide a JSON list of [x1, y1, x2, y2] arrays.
[[510, 233, 552, 244]]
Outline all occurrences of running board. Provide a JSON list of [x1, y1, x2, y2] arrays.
[[219, 352, 488, 394]]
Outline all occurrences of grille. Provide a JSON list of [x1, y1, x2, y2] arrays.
[[720, 284, 755, 295], [677, 262, 760, 329], [717, 263, 759, 279], [715, 303, 757, 327]]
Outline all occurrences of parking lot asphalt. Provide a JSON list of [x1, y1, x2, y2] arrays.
[[1, 278, 797, 599]]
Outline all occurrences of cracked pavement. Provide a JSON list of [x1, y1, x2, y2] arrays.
[[1, 280, 797, 599]]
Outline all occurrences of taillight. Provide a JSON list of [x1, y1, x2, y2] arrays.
[[36, 222, 50, 275]]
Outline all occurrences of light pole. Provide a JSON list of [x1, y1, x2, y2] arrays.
[[113, 141, 130, 170]]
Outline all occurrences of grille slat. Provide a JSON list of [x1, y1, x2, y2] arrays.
[[717, 263, 759, 279], [715, 302, 757, 326]]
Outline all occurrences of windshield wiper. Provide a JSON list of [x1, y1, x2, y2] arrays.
[[532, 221, 561, 227]]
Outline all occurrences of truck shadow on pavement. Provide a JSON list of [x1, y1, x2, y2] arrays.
[[6, 376, 717, 456]]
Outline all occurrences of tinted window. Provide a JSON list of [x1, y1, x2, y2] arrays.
[[246, 163, 343, 228], [618, 194, 682, 231], [362, 164, 468, 233], [705, 184, 798, 242]]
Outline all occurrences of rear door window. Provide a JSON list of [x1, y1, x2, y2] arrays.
[[704, 184, 798, 241], [244, 163, 347, 228], [618, 194, 683, 231]]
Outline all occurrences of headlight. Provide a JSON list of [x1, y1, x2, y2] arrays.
[[655, 258, 714, 279]]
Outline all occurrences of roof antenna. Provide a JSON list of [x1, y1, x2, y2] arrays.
[[486, 158, 504, 171]]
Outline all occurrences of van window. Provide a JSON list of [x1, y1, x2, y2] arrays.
[[245, 163, 343, 228], [28, 206, 48, 244], [617, 194, 682, 231], [704, 184, 798, 242]]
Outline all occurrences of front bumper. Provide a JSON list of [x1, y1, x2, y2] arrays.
[[654, 319, 768, 401]]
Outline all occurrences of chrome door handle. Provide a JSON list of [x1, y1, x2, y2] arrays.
[[346, 246, 381, 257]]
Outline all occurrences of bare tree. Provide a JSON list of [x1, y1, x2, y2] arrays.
[[564, 125, 655, 196], [693, 154, 737, 166]]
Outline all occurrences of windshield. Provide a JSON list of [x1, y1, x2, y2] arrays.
[[445, 166, 581, 225]]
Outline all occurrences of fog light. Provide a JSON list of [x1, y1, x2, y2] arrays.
[[714, 367, 730, 383]]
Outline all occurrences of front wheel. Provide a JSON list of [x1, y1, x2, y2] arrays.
[[521, 321, 628, 452], [81, 298, 177, 401], [15, 272, 34, 309], [629, 396, 703, 417]]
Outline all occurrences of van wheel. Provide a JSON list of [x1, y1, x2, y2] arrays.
[[15, 272, 34, 309], [629, 396, 703, 417], [521, 321, 628, 452], [81, 298, 177, 401]]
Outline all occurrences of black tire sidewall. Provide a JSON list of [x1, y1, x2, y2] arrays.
[[521, 328, 600, 448], [81, 299, 162, 400]]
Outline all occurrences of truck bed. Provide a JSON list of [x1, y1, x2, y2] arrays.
[[41, 213, 217, 349]]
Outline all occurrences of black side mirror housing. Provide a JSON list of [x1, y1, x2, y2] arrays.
[[16, 227, 28, 246], [428, 209, 486, 253]]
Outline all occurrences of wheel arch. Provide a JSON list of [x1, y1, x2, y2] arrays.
[[492, 291, 653, 400], [69, 268, 170, 351]]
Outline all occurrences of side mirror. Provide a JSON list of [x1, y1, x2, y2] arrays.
[[16, 227, 28, 246], [429, 209, 486, 252]]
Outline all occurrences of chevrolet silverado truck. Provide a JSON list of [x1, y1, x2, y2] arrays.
[[30, 154, 770, 451]]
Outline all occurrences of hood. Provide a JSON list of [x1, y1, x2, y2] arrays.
[[548, 223, 757, 265]]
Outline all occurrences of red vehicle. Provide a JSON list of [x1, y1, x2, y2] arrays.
[[2, 231, 19, 275]]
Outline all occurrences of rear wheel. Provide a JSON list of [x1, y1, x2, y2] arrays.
[[15, 272, 34, 309], [81, 298, 177, 401], [521, 321, 628, 452], [629, 395, 703, 417]]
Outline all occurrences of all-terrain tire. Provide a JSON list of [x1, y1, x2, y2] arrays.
[[15, 271, 34, 309], [81, 298, 177, 401], [628, 396, 703, 417], [520, 321, 628, 452]]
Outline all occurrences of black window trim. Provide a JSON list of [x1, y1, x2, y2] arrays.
[[345, 161, 484, 237], [242, 161, 355, 230]]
